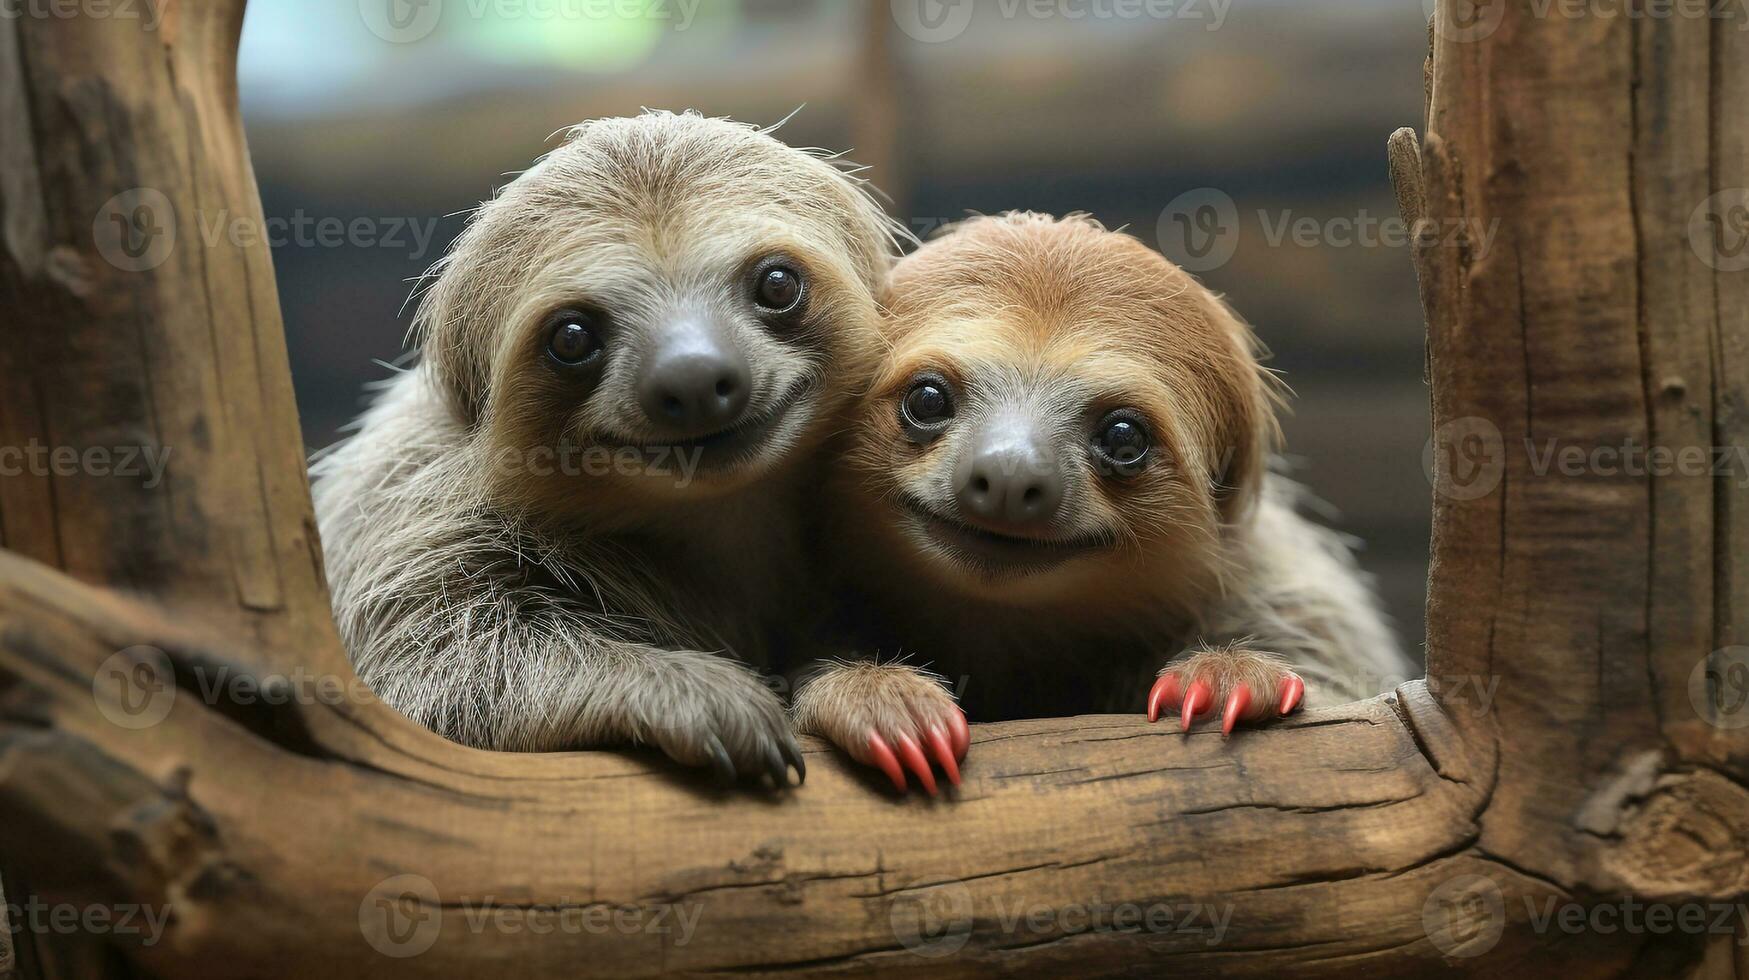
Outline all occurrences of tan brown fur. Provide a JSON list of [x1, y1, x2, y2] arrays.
[[790, 661, 961, 767], [801, 213, 1408, 759], [851, 212, 1281, 613]]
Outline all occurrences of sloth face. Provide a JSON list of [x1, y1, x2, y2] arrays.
[[413, 112, 898, 524], [848, 213, 1275, 609], [495, 235, 841, 500]]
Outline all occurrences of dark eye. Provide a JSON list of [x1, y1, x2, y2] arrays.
[[754, 264, 804, 313], [1092, 410, 1151, 476], [900, 376, 955, 440], [545, 311, 603, 366]]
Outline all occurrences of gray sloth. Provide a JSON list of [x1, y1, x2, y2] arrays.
[[312, 111, 901, 784]]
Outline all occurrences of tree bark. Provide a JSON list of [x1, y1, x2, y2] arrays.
[[0, 2, 1745, 977]]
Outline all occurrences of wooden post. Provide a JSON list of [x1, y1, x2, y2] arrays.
[[0, 2, 1744, 976]]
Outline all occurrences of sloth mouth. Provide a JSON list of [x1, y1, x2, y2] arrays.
[[618, 379, 813, 468], [896, 495, 1113, 572]]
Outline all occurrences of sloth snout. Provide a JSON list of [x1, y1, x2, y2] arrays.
[[954, 422, 1065, 529], [637, 319, 752, 435]]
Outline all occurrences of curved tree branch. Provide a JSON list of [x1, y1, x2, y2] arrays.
[[0, 2, 1745, 977]]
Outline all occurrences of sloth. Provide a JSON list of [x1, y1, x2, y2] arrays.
[[793, 212, 1410, 794], [311, 111, 901, 786]]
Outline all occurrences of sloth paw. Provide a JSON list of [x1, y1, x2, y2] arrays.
[[1147, 647, 1305, 736], [636, 653, 805, 789], [792, 662, 969, 796]]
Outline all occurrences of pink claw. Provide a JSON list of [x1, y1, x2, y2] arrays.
[[1147, 673, 1182, 723], [1221, 683, 1253, 736], [894, 733, 938, 796], [866, 732, 908, 793], [947, 708, 971, 760], [1181, 680, 1211, 731], [926, 727, 960, 787], [1278, 675, 1305, 716]]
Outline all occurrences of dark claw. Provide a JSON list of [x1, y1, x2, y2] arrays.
[[763, 739, 790, 789], [705, 734, 736, 786], [780, 733, 807, 784]]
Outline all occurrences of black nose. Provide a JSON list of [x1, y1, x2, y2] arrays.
[[955, 419, 1064, 528], [637, 320, 752, 435]]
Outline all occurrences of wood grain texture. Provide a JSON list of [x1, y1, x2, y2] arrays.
[[0, 1, 1746, 976]]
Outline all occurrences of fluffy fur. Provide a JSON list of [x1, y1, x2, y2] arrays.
[[313, 111, 903, 781], [797, 213, 1408, 764]]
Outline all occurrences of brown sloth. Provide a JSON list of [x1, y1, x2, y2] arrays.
[[794, 212, 1409, 794], [311, 111, 902, 786]]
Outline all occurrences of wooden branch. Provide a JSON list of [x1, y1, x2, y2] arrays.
[[0, 0, 341, 674], [0, 2, 1745, 977], [1417, 0, 1749, 905]]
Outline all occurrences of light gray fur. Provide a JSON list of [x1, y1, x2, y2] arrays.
[[312, 112, 902, 778], [312, 372, 801, 760], [1190, 472, 1409, 704]]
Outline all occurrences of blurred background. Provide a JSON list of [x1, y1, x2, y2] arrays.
[[239, 0, 1433, 655]]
